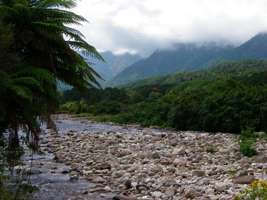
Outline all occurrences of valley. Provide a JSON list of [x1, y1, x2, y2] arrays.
[[1, 1, 267, 199]]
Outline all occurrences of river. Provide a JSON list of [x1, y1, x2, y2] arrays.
[[21, 115, 267, 200]]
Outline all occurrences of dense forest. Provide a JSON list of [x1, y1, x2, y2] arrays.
[[61, 60, 267, 133]]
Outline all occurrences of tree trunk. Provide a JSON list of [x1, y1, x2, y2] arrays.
[[8, 127, 19, 150], [46, 115, 57, 132]]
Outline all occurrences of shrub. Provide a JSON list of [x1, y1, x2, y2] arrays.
[[240, 128, 256, 140], [239, 139, 257, 157], [239, 129, 257, 157], [234, 180, 267, 200], [60, 101, 80, 113], [59, 100, 90, 114]]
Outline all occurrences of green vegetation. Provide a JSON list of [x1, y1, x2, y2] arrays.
[[0, 0, 102, 198], [239, 129, 257, 157], [234, 180, 267, 200], [0, 0, 102, 148], [61, 60, 267, 134], [0, 136, 38, 200]]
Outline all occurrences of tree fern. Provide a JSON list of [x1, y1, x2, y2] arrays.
[[0, 0, 102, 149]]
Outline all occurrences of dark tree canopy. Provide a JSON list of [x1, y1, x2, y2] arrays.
[[0, 0, 103, 149]]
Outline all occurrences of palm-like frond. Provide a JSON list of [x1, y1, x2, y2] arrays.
[[33, 0, 77, 9], [0, 0, 104, 148], [1, 0, 104, 89]]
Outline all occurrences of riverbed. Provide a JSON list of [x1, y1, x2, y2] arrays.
[[25, 115, 267, 200], [25, 115, 120, 200]]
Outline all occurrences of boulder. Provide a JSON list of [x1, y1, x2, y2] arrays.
[[151, 191, 163, 198], [214, 182, 230, 192], [192, 170, 206, 177], [172, 147, 186, 155], [233, 175, 256, 184], [95, 163, 112, 170], [254, 154, 267, 163]]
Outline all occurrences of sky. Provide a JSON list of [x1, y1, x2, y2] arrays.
[[73, 0, 267, 56]]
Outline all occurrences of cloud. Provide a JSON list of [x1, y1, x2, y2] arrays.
[[73, 0, 267, 56]]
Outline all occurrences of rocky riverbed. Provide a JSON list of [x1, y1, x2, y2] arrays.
[[26, 115, 267, 199], [21, 126, 115, 200]]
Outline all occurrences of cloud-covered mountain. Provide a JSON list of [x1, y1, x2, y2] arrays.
[[86, 51, 141, 85], [109, 33, 267, 86], [76, 0, 267, 55]]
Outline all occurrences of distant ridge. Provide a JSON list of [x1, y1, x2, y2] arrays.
[[84, 51, 141, 85], [109, 33, 267, 86]]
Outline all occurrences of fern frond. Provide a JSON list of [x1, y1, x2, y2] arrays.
[[35, 0, 77, 9]]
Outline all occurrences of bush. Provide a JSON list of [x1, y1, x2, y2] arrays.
[[239, 129, 257, 157], [234, 180, 267, 200], [240, 128, 256, 139], [60, 100, 90, 114], [239, 139, 257, 157], [60, 101, 80, 113]]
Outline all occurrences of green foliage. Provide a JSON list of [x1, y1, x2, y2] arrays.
[[239, 140, 257, 157], [0, 0, 102, 198], [239, 129, 257, 157], [0, 136, 36, 200], [61, 87, 129, 115], [0, 0, 103, 146], [126, 60, 267, 88], [61, 60, 267, 134], [0, 182, 38, 200], [0, 187, 13, 200], [166, 76, 267, 132], [234, 180, 267, 200]]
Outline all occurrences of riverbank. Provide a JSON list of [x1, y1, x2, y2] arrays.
[[39, 114, 267, 200]]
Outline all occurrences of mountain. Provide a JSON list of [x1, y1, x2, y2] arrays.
[[58, 51, 141, 90], [86, 51, 141, 84], [232, 33, 267, 59], [109, 33, 267, 86], [125, 60, 267, 88]]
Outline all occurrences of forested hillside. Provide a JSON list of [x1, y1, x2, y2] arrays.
[[61, 60, 267, 133], [110, 33, 267, 86], [125, 60, 267, 87]]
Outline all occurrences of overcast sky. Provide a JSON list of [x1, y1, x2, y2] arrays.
[[73, 0, 267, 56]]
